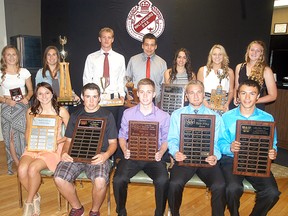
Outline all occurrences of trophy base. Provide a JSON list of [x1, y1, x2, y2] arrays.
[[99, 98, 124, 107], [58, 98, 81, 106], [124, 100, 139, 108]]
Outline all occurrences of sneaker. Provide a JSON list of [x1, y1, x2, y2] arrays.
[[89, 210, 100, 216], [22, 202, 34, 216], [33, 193, 41, 215], [69, 206, 84, 216]]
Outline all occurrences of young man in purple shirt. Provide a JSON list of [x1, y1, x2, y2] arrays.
[[113, 78, 170, 216]]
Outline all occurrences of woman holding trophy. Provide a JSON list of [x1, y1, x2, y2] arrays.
[[18, 82, 70, 216], [35, 45, 80, 104], [0, 45, 33, 175], [197, 44, 234, 114]]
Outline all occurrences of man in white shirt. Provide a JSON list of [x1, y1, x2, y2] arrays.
[[83, 27, 126, 128]]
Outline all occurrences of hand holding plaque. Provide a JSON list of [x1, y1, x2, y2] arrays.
[[179, 114, 215, 167], [233, 120, 275, 177]]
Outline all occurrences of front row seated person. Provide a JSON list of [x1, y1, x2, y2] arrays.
[[18, 82, 70, 216], [219, 79, 280, 216], [168, 80, 226, 216], [113, 78, 170, 216], [54, 83, 118, 216]]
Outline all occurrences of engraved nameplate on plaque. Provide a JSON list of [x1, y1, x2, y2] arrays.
[[27, 115, 59, 152], [160, 84, 185, 115], [10, 87, 24, 102], [69, 117, 106, 163], [233, 120, 275, 177], [128, 121, 159, 161], [179, 114, 215, 167], [209, 86, 227, 111]]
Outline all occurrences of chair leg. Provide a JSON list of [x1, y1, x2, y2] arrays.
[[107, 182, 111, 216], [17, 175, 23, 208], [57, 190, 62, 211]]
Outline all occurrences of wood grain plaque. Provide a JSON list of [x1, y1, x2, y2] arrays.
[[233, 120, 275, 177], [179, 114, 215, 167], [27, 115, 59, 152], [160, 84, 185, 115], [128, 121, 159, 161], [69, 117, 106, 162]]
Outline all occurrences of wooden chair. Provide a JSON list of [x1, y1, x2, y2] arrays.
[[18, 160, 114, 215], [17, 169, 62, 210]]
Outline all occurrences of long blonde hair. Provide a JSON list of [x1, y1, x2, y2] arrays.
[[206, 44, 229, 80], [1, 45, 21, 81], [244, 40, 266, 86]]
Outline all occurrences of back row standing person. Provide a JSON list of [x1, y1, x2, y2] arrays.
[[83, 27, 126, 128], [35, 46, 80, 102], [164, 48, 196, 84], [234, 40, 277, 110], [126, 33, 167, 105], [197, 44, 234, 114], [0, 45, 33, 175]]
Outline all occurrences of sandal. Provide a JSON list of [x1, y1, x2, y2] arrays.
[[33, 193, 41, 215], [22, 202, 34, 216]]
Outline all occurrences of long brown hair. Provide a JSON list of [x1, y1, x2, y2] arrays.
[[169, 48, 195, 83], [1, 45, 21, 81], [30, 82, 60, 116], [244, 40, 266, 86], [42, 46, 60, 79]]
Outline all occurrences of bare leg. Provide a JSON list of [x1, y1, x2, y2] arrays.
[[9, 136, 19, 166], [54, 177, 82, 209], [91, 177, 107, 212], [26, 159, 47, 202], [18, 156, 47, 202]]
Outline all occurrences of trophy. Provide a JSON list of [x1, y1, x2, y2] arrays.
[[124, 76, 139, 107], [210, 69, 227, 112], [99, 76, 124, 107], [58, 35, 79, 106]]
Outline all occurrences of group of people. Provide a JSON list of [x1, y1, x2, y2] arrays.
[[0, 26, 280, 216]]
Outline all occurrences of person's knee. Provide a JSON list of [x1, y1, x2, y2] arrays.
[[94, 178, 107, 191], [261, 187, 280, 202], [17, 163, 28, 179], [226, 182, 243, 196], [113, 172, 129, 186], [54, 177, 67, 188], [27, 163, 41, 178], [168, 178, 184, 193], [210, 180, 226, 192]]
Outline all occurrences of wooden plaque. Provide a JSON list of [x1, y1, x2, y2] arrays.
[[160, 84, 185, 115], [233, 120, 275, 177], [27, 115, 59, 152], [69, 117, 106, 162], [128, 121, 159, 161], [9, 87, 24, 102], [179, 114, 215, 167]]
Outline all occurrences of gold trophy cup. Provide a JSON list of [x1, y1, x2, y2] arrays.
[[58, 36, 78, 106]]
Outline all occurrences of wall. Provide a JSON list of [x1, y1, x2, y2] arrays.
[[41, 0, 275, 97], [271, 6, 288, 34], [4, 0, 41, 41]]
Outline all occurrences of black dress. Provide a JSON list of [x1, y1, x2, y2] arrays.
[[238, 63, 266, 110]]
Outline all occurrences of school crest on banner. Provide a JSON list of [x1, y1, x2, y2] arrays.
[[126, 0, 165, 41]]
